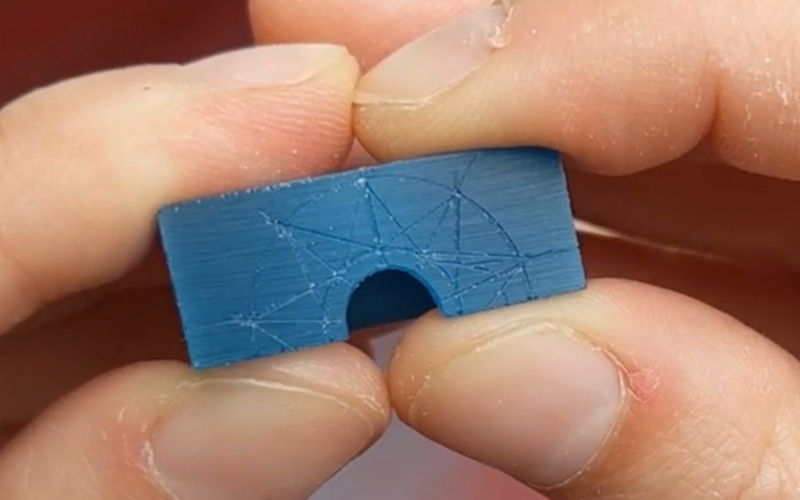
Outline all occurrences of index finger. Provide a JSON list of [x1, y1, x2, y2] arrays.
[[0, 43, 358, 334], [351, 0, 800, 179]]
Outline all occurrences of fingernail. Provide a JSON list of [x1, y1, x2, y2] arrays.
[[186, 43, 355, 89], [409, 322, 624, 488], [355, 1, 513, 105], [147, 369, 376, 500]]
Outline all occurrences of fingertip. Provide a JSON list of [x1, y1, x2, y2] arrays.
[[388, 298, 627, 488], [352, 0, 714, 171], [0, 43, 362, 333], [147, 344, 391, 500], [388, 279, 800, 496], [184, 43, 359, 90], [213, 343, 392, 428], [0, 345, 390, 500], [248, 0, 488, 67], [168, 43, 361, 199]]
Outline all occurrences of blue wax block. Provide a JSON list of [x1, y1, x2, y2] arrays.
[[158, 147, 585, 369]]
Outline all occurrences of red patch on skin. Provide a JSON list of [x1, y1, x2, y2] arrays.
[[600, 340, 667, 408], [605, 353, 679, 437], [610, 357, 681, 457], [625, 366, 663, 403]]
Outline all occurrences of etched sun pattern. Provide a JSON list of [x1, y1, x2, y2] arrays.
[[159, 148, 586, 368], [225, 159, 567, 353]]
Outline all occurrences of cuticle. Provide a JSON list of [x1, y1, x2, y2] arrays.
[[137, 380, 202, 500]]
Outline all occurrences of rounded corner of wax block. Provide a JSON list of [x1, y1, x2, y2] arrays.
[[190, 361, 206, 371], [156, 206, 183, 234], [540, 147, 564, 165], [157, 201, 180, 217], [188, 355, 212, 371], [155, 208, 169, 225], [507, 146, 565, 171]]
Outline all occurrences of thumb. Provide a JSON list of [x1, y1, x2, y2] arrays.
[[353, 0, 800, 179], [388, 278, 800, 498]]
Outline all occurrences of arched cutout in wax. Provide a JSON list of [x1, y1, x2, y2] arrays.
[[347, 269, 437, 332]]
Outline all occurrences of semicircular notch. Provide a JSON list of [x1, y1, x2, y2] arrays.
[[346, 269, 438, 332]]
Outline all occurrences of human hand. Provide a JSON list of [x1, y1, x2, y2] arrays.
[[256, 0, 800, 498], [0, 3, 393, 499]]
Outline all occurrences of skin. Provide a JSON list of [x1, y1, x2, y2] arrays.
[[2, 0, 800, 499]]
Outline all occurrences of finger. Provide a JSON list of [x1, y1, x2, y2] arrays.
[[8, 245, 171, 339], [251, 0, 800, 276], [353, 0, 800, 179], [0, 288, 385, 427], [247, 0, 471, 172], [0, 345, 389, 500], [390, 280, 800, 500], [0, 288, 184, 427], [248, 0, 485, 67], [5, 231, 798, 429], [0, 43, 358, 334], [389, 278, 800, 498]]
